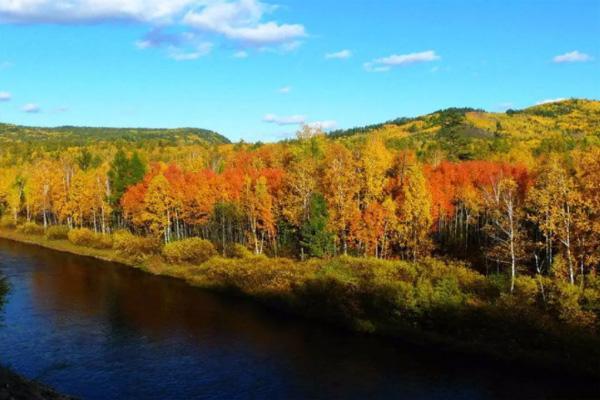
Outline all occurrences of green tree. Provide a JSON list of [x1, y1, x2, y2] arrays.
[[108, 150, 146, 208], [300, 193, 333, 259], [77, 148, 101, 171]]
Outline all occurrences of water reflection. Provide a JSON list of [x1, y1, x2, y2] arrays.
[[0, 239, 598, 400]]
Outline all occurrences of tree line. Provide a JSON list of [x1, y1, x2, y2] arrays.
[[0, 131, 598, 293]]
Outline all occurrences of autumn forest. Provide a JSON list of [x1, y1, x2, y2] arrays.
[[1, 98, 600, 375]]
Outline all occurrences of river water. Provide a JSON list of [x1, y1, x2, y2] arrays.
[[0, 238, 597, 399]]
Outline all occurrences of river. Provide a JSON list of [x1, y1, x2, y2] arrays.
[[0, 239, 598, 399]]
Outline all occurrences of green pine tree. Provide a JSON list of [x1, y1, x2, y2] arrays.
[[300, 193, 333, 258], [108, 149, 146, 208]]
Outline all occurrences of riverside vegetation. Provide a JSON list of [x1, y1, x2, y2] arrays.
[[0, 99, 599, 375]]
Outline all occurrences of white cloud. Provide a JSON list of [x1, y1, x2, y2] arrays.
[[307, 120, 337, 130], [0, 1, 306, 53], [325, 49, 351, 60], [262, 114, 336, 130], [536, 98, 567, 105], [0, 91, 11, 101], [167, 42, 213, 60], [364, 50, 440, 72], [135, 29, 213, 61], [278, 86, 291, 94], [553, 51, 592, 63], [233, 50, 248, 58], [0, 0, 196, 23], [263, 113, 306, 126], [182, 0, 306, 46], [22, 103, 40, 113]]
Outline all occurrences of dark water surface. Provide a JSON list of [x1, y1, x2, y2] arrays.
[[0, 239, 598, 400]]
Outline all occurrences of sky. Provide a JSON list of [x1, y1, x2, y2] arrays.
[[0, 0, 598, 142]]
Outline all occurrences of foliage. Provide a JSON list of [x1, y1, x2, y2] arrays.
[[113, 230, 159, 261], [300, 193, 333, 258], [197, 255, 310, 295], [397, 164, 432, 260], [108, 150, 147, 208], [0, 123, 229, 150], [0, 99, 599, 365], [162, 238, 217, 264], [16, 222, 44, 235], [67, 228, 112, 249], [226, 243, 253, 259], [45, 225, 70, 240], [0, 215, 16, 229]]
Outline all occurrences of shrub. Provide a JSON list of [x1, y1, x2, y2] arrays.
[[68, 228, 94, 246], [200, 255, 308, 295], [68, 228, 112, 249], [291, 257, 425, 327], [45, 225, 70, 240], [431, 277, 464, 308], [113, 230, 159, 262], [226, 243, 253, 259], [513, 276, 540, 306], [548, 282, 597, 329], [163, 238, 217, 264], [17, 222, 45, 235], [550, 255, 570, 282], [0, 215, 16, 230]]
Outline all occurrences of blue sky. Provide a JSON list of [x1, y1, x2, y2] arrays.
[[0, 0, 598, 142]]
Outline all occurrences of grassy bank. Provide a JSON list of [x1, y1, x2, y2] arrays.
[[1, 227, 600, 378]]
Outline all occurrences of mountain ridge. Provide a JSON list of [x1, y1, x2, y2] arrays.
[[326, 98, 600, 161], [1, 98, 597, 153], [0, 123, 230, 147]]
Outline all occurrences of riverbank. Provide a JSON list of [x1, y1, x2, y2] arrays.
[[1, 228, 600, 380], [0, 366, 76, 400]]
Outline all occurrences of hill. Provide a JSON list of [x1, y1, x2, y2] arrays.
[[328, 98, 600, 162], [0, 123, 230, 149], [1, 98, 598, 164]]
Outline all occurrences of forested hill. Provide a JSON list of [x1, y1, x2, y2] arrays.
[[1, 98, 598, 162], [0, 123, 230, 148], [328, 98, 600, 161]]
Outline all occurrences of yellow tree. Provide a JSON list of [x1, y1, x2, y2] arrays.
[[483, 177, 525, 293], [397, 164, 432, 261], [528, 156, 579, 284], [24, 160, 58, 228], [142, 173, 174, 243], [360, 137, 392, 204], [280, 155, 316, 229], [573, 149, 600, 279], [241, 175, 274, 254], [68, 170, 102, 229], [49, 151, 78, 227], [5, 181, 23, 224], [321, 143, 360, 255], [0, 168, 20, 222], [354, 138, 394, 257], [69, 168, 112, 233], [51, 165, 75, 227], [92, 165, 112, 234]]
